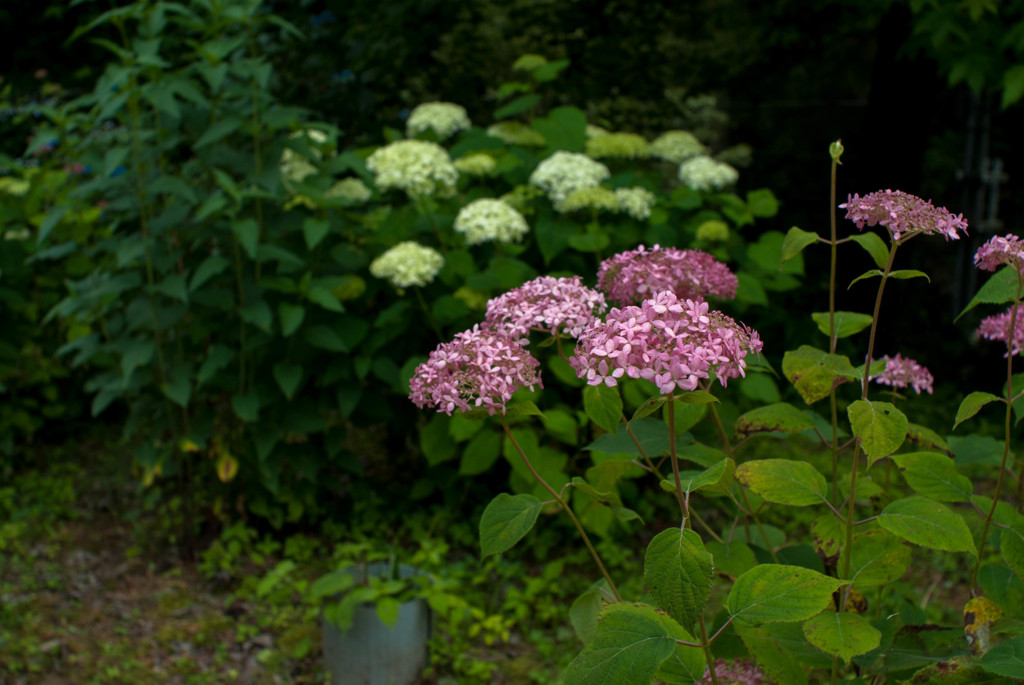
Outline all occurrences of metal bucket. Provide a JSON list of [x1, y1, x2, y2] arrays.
[[322, 562, 431, 685]]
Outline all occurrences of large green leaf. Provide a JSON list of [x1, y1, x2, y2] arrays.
[[1002, 524, 1024, 583], [706, 540, 758, 578], [810, 311, 873, 339], [735, 623, 809, 685], [802, 612, 881, 663], [654, 610, 707, 685], [849, 232, 888, 269], [876, 496, 976, 554], [735, 402, 814, 437], [584, 384, 623, 434], [569, 585, 603, 646], [278, 303, 305, 337], [953, 391, 1002, 430], [892, 452, 972, 502], [562, 603, 680, 685], [735, 459, 827, 507], [272, 362, 303, 399], [782, 345, 857, 405], [727, 564, 845, 624], [840, 530, 911, 588], [302, 217, 330, 250], [847, 400, 907, 465], [780, 226, 820, 264], [458, 430, 502, 476], [479, 493, 543, 557], [979, 636, 1024, 679], [959, 266, 1021, 319], [665, 457, 735, 496], [644, 528, 713, 631]]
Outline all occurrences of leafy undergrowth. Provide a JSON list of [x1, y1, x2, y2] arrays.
[[0, 456, 600, 685]]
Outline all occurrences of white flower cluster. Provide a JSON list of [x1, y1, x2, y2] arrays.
[[325, 177, 372, 203], [369, 241, 445, 288], [454, 198, 530, 245], [585, 132, 649, 159], [406, 101, 471, 140], [614, 187, 657, 220], [453, 153, 496, 177], [487, 121, 546, 147], [649, 130, 707, 164], [280, 128, 329, 187], [678, 155, 739, 191], [529, 151, 610, 211], [366, 140, 458, 198]]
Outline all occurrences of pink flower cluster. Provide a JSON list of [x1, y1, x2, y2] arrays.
[[975, 233, 1024, 273], [978, 306, 1024, 356], [484, 275, 607, 339], [871, 353, 934, 395], [697, 659, 766, 685], [596, 244, 738, 307], [409, 325, 542, 415], [840, 189, 967, 242], [570, 291, 762, 394]]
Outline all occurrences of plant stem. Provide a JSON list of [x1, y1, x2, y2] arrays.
[[500, 416, 621, 601], [698, 615, 719, 685], [667, 399, 689, 525]]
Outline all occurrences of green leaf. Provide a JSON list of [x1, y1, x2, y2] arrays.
[[479, 493, 543, 557], [194, 115, 244, 149], [36, 205, 67, 246], [676, 390, 719, 404], [849, 232, 888, 269], [979, 636, 1024, 678], [505, 401, 543, 419], [960, 266, 1021, 319], [1002, 524, 1024, 583], [735, 402, 814, 438], [190, 255, 229, 291], [150, 274, 189, 303], [307, 569, 354, 600], [631, 396, 667, 422], [664, 458, 735, 497], [121, 340, 155, 379], [840, 530, 911, 588], [888, 269, 930, 282], [162, 374, 191, 408], [644, 528, 713, 631], [810, 311, 873, 339], [302, 218, 330, 250], [906, 422, 950, 453], [727, 564, 845, 624], [734, 623, 809, 685], [562, 603, 679, 685], [847, 400, 907, 465], [494, 94, 541, 120], [420, 414, 456, 466], [197, 345, 233, 387], [572, 477, 623, 508], [533, 106, 586, 153], [848, 269, 883, 288], [735, 459, 828, 507], [459, 430, 501, 476], [802, 612, 881, 663], [232, 218, 259, 259], [239, 300, 273, 333], [272, 362, 303, 399], [876, 496, 976, 553], [780, 226, 819, 264], [278, 303, 305, 337], [584, 384, 623, 434], [305, 325, 347, 352], [232, 392, 259, 422], [892, 452, 972, 502], [569, 586, 603, 645], [782, 345, 857, 405], [307, 286, 344, 313], [747, 188, 779, 218], [706, 540, 757, 578], [1002, 65, 1024, 109], [954, 391, 1002, 429]]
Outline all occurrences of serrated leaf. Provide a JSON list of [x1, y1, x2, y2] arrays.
[[876, 496, 976, 553], [734, 623, 809, 685], [644, 528, 714, 631], [727, 564, 845, 624], [802, 612, 881, 663], [1002, 525, 1024, 583], [272, 362, 302, 399], [960, 266, 1021, 319], [479, 493, 542, 557], [979, 636, 1024, 678], [735, 402, 814, 438], [810, 311, 873, 339], [840, 530, 911, 588], [569, 585, 603, 645], [847, 400, 907, 465], [562, 603, 679, 685], [706, 540, 757, 578], [892, 451, 972, 502], [584, 384, 622, 434], [954, 391, 1002, 429], [735, 459, 828, 507], [780, 226, 820, 263], [849, 232, 888, 269], [670, 458, 735, 496], [631, 396, 667, 422], [782, 345, 857, 405]]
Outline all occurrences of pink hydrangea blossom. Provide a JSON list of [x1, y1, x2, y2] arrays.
[[484, 276, 608, 339], [697, 659, 766, 685], [978, 306, 1024, 356], [975, 233, 1024, 273], [840, 189, 967, 242], [597, 244, 738, 306], [871, 353, 934, 394], [570, 291, 762, 394], [409, 325, 542, 415]]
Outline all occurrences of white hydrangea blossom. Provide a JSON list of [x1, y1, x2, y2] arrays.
[[366, 140, 458, 198], [280, 128, 329, 187], [678, 155, 739, 191], [614, 187, 657, 220], [454, 198, 530, 245], [486, 121, 547, 147], [529, 151, 610, 211], [586, 124, 610, 138], [453, 153, 496, 177], [585, 132, 649, 159], [369, 241, 445, 288], [325, 177, 372, 203], [406, 101, 471, 140], [649, 130, 707, 164], [560, 186, 619, 214]]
